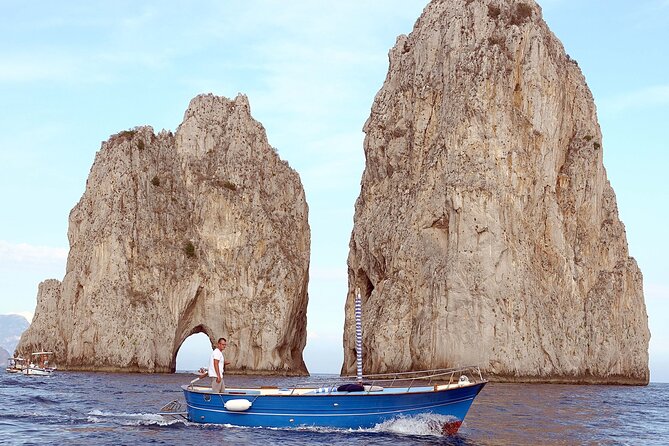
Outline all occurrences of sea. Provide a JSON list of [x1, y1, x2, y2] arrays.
[[1, 370, 667, 446]]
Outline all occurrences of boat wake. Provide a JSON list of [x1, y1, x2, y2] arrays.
[[86, 410, 187, 427], [258, 413, 463, 437], [85, 409, 461, 437]]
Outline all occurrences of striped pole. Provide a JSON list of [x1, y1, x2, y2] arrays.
[[355, 287, 363, 383]]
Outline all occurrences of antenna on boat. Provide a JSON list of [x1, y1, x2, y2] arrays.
[[355, 287, 363, 383]]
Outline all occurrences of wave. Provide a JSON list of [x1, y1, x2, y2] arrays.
[[84, 409, 462, 437], [84, 410, 246, 430], [370, 413, 463, 437], [86, 410, 187, 427], [2, 411, 55, 420], [1, 377, 45, 390], [33, 395, 61, 405], [1, 377, 24, 386], [224, 413, 463, 438]]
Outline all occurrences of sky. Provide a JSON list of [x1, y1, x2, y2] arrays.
[[0, 0, 667, 381]]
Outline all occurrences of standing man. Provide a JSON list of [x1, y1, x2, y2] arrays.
[[209, 337, 230, 393]]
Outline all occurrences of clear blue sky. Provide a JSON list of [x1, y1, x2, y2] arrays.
[[0, 1, 667, 381]]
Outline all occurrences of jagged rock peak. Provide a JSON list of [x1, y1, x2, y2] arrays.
[[181, 93, 252, 131], [344, 0, 649, 384], [19, 93, 310, 375]]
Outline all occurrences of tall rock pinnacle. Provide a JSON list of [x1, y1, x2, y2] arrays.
[[18, 94, 310, 375], [344, 0, 649, 384]]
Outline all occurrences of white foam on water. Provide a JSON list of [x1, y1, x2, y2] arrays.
[[86, 409, 185, 427], [241, 413, 461, 437], [369, 413, 461, 437], [83, 409, 460, 436]]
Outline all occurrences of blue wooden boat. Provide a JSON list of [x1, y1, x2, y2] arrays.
[[161, 291, 486, 434], [163, 366, 486, 434]]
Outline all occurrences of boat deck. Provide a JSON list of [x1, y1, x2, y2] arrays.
[[185, 381, 472, 396]]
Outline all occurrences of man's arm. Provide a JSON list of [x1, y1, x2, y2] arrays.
[[213, 359, 221, 382]]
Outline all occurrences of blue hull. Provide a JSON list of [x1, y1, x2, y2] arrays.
[[183, 382, 486, 429]]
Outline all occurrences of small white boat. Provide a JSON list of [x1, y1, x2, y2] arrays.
[[6, 357, 27, 373], [22, 352, 56, 376]]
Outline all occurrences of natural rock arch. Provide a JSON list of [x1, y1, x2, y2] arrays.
[[170, 324, 216, 373], [18, 94, 310, 376]]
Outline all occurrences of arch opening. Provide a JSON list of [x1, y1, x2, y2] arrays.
[[174, 328, 214, 373]]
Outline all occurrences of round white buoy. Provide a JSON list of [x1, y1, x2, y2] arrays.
[[224, 399, 253, 412]]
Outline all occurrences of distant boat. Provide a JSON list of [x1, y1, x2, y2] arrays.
[[6, 357, 27, 373], [23, 352, 56, 376]]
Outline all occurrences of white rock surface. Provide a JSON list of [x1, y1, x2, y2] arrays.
[[18, 94, 310, 374], [344, 0, 649, 384]]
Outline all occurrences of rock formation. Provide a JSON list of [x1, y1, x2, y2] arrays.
[[344, 0, 650, 384], [18, 94, 310, 375]]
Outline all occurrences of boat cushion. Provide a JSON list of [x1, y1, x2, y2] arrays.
[[337, 383, 365, 392]]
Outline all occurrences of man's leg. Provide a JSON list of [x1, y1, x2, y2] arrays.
[[212, 378, 223, 393]]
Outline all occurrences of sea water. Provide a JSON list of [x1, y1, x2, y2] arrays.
[[1, 370, 667, 445]]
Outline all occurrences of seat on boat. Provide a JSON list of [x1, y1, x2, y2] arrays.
[[337, 383, 365, 392]]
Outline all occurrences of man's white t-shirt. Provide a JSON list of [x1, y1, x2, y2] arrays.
[[208, 348, 225, 378]]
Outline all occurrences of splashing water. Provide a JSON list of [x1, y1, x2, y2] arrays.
[[371, 413, 462, 437], [86, 409, 184, 427]]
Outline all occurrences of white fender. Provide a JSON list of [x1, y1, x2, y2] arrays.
[[224, 399, 252, 412]]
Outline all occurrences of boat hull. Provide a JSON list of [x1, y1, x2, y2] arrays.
[[23, 367, 53, 376], [183, 382, 486, 429]]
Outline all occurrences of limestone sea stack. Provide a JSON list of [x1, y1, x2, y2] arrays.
[[18, 94, 310, 375], [344, 0, 650, 384]]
